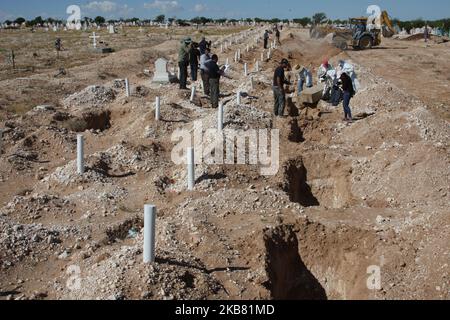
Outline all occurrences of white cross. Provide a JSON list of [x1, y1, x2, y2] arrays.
[[89, 32, 100, 48]]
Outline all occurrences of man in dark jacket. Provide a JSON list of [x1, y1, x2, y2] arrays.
[[189, 42, 200, 81], [205, 54, 226, 108], [339, 72, 355, 122], [198, 37, 210, 55]]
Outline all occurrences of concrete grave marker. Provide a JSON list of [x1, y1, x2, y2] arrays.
[[90, 32, 99, 48], [152, 58, 171, 83]]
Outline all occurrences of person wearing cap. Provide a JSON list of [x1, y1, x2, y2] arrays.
[[178, 37, 192, 90], [272, 59, 291, 117]]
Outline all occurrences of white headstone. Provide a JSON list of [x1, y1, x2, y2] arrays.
[[152, 58, 170, 83]]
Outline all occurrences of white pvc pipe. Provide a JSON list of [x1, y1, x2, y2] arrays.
[[234, 51, 238, 62], [218, 102, 224, 131], [187, 147, 195, 190], [143, 204, 156, 263], [238, 49, 241, 60], [125, 78, 130, 97], [237, 91, 241, 105], [155, 96, 161, 121], [256, 61, 259, 72], [244, 63, 248, 77], [77, 134, 84, 175], [190, 86, 196, 102]]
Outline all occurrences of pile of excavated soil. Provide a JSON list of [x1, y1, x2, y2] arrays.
[[63, 85, 116, 109]]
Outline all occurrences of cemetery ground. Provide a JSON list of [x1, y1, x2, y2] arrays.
[[0, 26, 449, 300]]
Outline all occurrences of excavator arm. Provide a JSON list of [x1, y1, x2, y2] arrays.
[[381, 11, 396, 37]]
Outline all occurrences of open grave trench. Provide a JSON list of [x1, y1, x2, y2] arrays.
[[261, 220, 380, 300]]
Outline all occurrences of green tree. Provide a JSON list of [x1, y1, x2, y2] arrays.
[[177, 19, 190, 26], [155, 15, 165, 23], [312, 12, 327, 25], [293, 17, 312, 27], [30, 16, 44, 26], [94, 16, 106, 25], [14, 17, 26, 25], [191, 17, 210, 25]]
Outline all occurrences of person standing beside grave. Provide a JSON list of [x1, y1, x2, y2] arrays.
[[339, 72, 355, 123], [55, 38, 63, 52], [424, 24, 429, 43], [263, 30, 270, 49], [275, 27, 281, 45], [205, 54, 227, 109], [178, 37, 192, 90], [189, 42, 201, 82], [200, 47, 212, 96], [272, 59, 291, 117], [198, 37, 211, 55]]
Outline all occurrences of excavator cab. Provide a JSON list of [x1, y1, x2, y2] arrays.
[[350, 18, 381, 50]]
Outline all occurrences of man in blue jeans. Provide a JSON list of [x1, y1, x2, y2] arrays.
[[272, 59, 291, 117], [339, 72, 355, 122]]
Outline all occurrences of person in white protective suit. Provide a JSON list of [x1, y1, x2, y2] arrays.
[[337, 60, 360, 93], [294, 64, 313, 96], [321, 69, 339, 101], [317, 60, 334, 83]]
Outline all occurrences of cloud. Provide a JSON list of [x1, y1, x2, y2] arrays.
[[82, 1, 134, 17], [144, 1, 183, 13], [194, 4, 207, 13], [84, 1, 117, 13]]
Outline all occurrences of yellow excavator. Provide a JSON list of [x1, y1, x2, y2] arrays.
[[310, 10, 397, 50]]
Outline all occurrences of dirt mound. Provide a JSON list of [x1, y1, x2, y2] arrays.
[[62, 85, 116, 109]]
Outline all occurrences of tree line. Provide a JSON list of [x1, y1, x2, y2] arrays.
[[4, 13, 450, 31]]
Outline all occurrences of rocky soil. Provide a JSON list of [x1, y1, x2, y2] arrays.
[[0, 27, 449, 300]]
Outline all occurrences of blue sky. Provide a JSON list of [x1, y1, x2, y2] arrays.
[[0, 0, 449, 21]]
